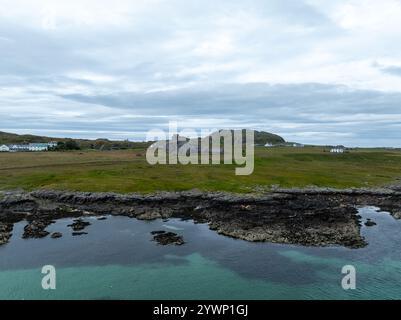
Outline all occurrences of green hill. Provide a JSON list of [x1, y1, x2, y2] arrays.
[[0, 131, 151, 150], [209, 130, 285, 145], [0, 131, 52, 144], [0, 129, 285, 150], [253, 130, 285, 145]]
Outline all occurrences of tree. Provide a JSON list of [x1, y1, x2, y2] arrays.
[[56, 140, 80, 151], [65, 139, 80, 150]]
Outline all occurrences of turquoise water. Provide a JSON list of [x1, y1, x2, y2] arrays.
[[0, 207, 401, 300]]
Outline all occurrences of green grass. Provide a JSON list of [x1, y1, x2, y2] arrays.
[[0, 147, 401, 193]]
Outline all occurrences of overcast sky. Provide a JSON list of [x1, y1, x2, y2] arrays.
[[1, 0, 401, 146]]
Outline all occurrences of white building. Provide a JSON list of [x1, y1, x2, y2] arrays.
[[28, 143, 49, 152], [10, 144, 29, 152], [47, 142, 58, 149], [330, 148, 344, 153], [292, 143, 305, 148], [0, 145, 10, 152], [6, 142, 55, 152]]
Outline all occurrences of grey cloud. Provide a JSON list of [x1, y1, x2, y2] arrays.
[[1, 1, 401, 147], [381, 66, 401, 77], [2, 82, 398, 147], [59, 83, 401, 118], [0, 0, 340, 84]]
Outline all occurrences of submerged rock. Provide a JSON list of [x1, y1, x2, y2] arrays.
[[51, 232, 63, 239], [72, 231, 88, 236]]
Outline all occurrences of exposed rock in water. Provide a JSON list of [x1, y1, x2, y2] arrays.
[[365, 219, 377, 227], [67, 219, 91, 231], [152, 231, 185, 245], [392, 211, 401, 219], [51, 232, 63, 239], [0, 223, 13, 245], [72, 231, 88, 236], [137, 211, 163, 221], [97, 216, 107, 221], [1, 187, 401, 248], [22, 219, 54, 239]]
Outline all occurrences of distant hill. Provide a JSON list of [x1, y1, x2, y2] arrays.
[[209, 130, 285, 145], [0, 131, 151, 150], [0, 129, 285, 150], [253, 130, 285, 145], [0, 131, 53, 144], [151, 129, 286, 150]]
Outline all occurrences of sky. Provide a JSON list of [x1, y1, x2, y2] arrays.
[[1, 0, 401, 147]]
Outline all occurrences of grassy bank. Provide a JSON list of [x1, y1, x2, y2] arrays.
[[0, 147, 400, 193]]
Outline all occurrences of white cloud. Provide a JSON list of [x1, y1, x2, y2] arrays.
[[327, 0, 401, 32], [66, 71, 117, 84]]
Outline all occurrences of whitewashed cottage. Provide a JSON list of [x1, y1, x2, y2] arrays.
[[0, 145, 10, 152]]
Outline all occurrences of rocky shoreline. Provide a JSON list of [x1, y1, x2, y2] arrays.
[[0, 186, 400, 248]]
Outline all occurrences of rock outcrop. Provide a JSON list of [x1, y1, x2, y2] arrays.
[[22, 219, 54, 239], [0, 223, 13, 245], [67, 219, 91, 231], [0, 187, 400, 248], [51, 232, 62, 239], [151, 231, 185, 245]]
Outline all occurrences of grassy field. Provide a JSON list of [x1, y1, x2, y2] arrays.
[[0, 147, 401, 193]]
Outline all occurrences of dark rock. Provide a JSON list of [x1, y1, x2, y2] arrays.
[[393, 211, 401, 219], [2, 188, 401, 248], [97, 216, 107, 221], [0, 223, 13, 245], [136, 211, 162, 221], [51, 232, 62, 239], [152, 232, 185, 245], [365, 219, 377, 227], [72, 232, 88, 236], [67, 219, 91, 231], [22, 219, 53, 239]]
